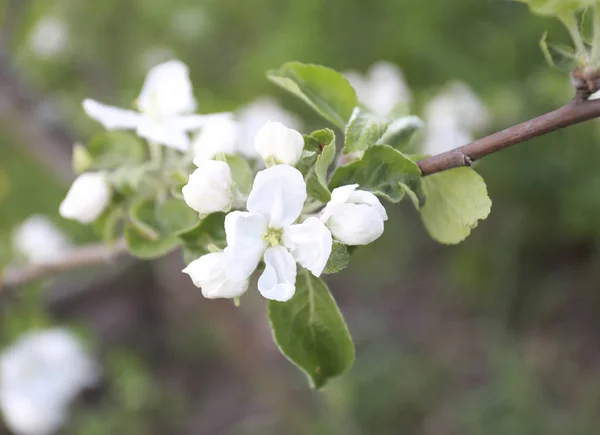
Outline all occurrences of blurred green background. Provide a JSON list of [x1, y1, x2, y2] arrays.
[[2, 0, 600, 433]]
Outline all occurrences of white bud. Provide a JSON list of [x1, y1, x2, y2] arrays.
[[192, 115, 239, 164], [182, 161, 233, 215], [321, 184, 388, 246], [183, 252, 249, 299], [59, 173, 111, 224], [254, 121, 304, 166]]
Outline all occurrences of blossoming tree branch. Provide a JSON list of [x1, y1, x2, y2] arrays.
[[2, 0, 599, 389]]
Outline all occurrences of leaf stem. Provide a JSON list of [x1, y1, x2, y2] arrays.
[[590, 6, 600, 65], [560, 13, 588, 64]]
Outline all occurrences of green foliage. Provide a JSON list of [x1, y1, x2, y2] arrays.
[[301, 128, 336, 202], [513, 0, 595, 16], [224, 154, 254, 195], [323, 242, 350, 274], [267, 62, 358, 129], [94, 204, 125, 244], [540, 32, 579, 70], [268, 269, 354, 389], [87, 131, 146, 169], [344, 108, 390, 154], [419, 167, 492, 244], [176, 212, 226, 263], [378, 116, 424, 151], [330, 145, 425, 205]]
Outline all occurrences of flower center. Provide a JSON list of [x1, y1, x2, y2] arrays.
[[263, 228, 282, 247]]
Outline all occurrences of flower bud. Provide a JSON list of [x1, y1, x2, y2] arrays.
[[182, 160, 233, 215], [254, 121, 304, 166], [321, 184, 388, 245], [59, 173, 111, 224], [192, 115, 239, 164], [183, 252, 249, 299]]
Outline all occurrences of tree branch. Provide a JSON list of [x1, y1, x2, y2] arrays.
[[417, 97, 600, 176], [1, 239, 129, 289]]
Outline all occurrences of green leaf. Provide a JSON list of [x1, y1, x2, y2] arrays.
[[224, 154, 254, 195], [330, 145, 424, 205], [323, 242, 350, 274], [124, 198, 182, 259], [300, 129, 336, 203], [94, 205, 125, 244], [513, 0, 595, 16], [539, 32, 578, 71], [155, 198, 198, 234], [378, 116, 424, 151], [344, 107, 390, 154], [267, 62, 358, 129], [87, 131, 146, 169], [177, 212, 227, 263], [419, 167, 492, 244], [268, 270, 354, 389]]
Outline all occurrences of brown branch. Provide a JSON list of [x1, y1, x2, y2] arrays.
[[1, 239, 129, 289], [417, 97, 600, 176]]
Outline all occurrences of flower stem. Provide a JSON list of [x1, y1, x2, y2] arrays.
[[149, 141, 162, 168], [560, 13, 588, 64], [590, 6, 600, 66]]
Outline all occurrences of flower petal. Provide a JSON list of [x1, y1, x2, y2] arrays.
[[137, 59, 196, 118], [191, 116, 240, 163], [348, 190, 388, 221], [326, 203, 384, 245], [247, 165, 306, 229], [223, 211, 268, 280], [59, 173, 111, 224], [136, 121, 190, 151], [168, 113, 233, 132], [282, 217, 332, 277], [82, 99, 142, 130], [182, 162, 233, 215], [254, 121, 304, 165], [258, 246, 297, 302], [321, 184, 359, 222], [183, 252, 249, 299]]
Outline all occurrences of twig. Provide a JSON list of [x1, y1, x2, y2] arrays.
[[1, 239, 129, 289], [417, 97, 600, 176]]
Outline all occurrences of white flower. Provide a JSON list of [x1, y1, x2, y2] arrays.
[[254, 122, 304, 166], [83, 60, 225, 151], [12, 216, 71, 264], [321, 184, 388, 246], [28, 16, 68, 59], [192, 115, 240, 163], [237, 97, 301, 158], [182, 160, 233, 215], [0, 328, 99, 435], [59, 172, 111, 224], [422, 82, 490, 155], [216, 165, 332, 302], [183, 252, 248, 299], [345, 61, 411, 117]]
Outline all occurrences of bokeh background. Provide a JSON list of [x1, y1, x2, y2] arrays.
[[2, 0, 600, 433]]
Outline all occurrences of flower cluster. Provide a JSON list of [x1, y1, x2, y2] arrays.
[[183, 122, 388, 302], [0, 328, 98, 435]]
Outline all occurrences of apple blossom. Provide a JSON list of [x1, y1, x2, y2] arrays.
[[187, 165, 332, 302], [0, 328, 99, 435], [192, 115, 240, 163], [12, 216, 71, 264], [28, 16, 68, 59], [183, 252, 249, 299], [237, 97, 301, 158], [254, 122, 304, 166], [83, 60, 225, 151], [182, 160, 233, 215], [345, 61, 411, 116], [321, 184, 388, 246], [59, 172, 111, 224]]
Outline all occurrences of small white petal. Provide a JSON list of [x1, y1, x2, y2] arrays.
[[59, 173, 111, 224], [82, 99, 142, 130], [183, 252, 249, 299], [258, 246, 297, 302], [282, 217, 332, 277], [136, 120, 190, 151], [254, 121, 304, 165], [13, 215, 71, 264], [137, 59, 196, 118], [325, 203, 384, 245], [347, 190, 388, 221], [223, 211, 268, 280], [247, 165, 306, 229], [182, 161, 233, 215], [192, 115, 239, 163]]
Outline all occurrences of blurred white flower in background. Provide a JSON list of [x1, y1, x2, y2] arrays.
[[83, 60, 226, 151], [237, 97, 302, 158], [345, 61, 411, 117], [192, 115, 240, 163], [0, 328, 99, 435], [28, 17, 68, 59], [12, 216, 71, 264], [422, 82, 490, 156]]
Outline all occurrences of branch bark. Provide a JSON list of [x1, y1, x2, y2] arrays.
[[417, 97, 600, 176], [1, 239, 129, 289]]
